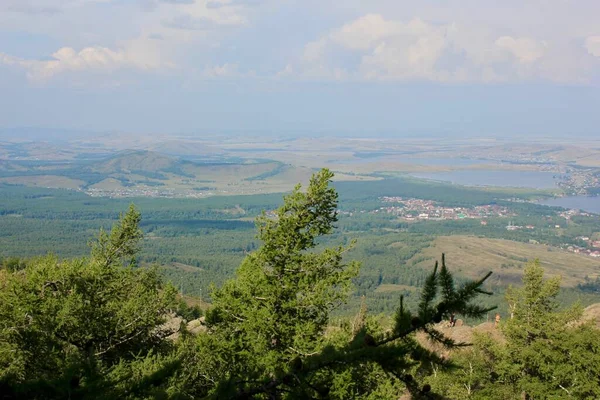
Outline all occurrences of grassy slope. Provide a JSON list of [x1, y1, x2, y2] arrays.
[[408, 235, 600, 287], [0, 175, 85, 189], [0, 152, 317, 195]]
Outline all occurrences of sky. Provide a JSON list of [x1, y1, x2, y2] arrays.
[[0, 0, 599, 137]]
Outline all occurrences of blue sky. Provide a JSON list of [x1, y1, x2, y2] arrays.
[[0, 0, 599, 136]]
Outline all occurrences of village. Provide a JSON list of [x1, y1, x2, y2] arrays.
[[375, 196, 515, 221], [374, 197, 600, 260], [85, 187, 213, 199], [566, 236, 600, 258], [557, 168, 600, 195]]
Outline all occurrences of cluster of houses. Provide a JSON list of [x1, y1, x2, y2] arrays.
[[375, 197, 515, 221], [566, 236, 600, 258], [559, 208, 594, 220], [557, 169, 600, 195], [505, 222, 536, 231], [85, 188, 212, 199]]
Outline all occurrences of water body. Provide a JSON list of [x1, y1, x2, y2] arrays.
[[403, 157, 497, 166], [332, 155, 497, 166], [411, 170, 558, 189], [540, 196, 600, 214]]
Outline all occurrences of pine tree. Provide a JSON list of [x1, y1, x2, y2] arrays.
[[180, 169, 495, 399], [498, 260, 600, 399], [0, 205, 178, 399], [434, 260, 600, 399]]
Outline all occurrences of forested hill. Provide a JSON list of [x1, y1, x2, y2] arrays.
[[88, 150, 186, 174], [0, 149, 307, 194]]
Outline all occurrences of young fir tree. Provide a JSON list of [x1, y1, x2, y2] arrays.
[[176, 169, 496, 399], [498, 260, 600, 399], [0, 205, 178, 399], [429, 260, 600, 400]]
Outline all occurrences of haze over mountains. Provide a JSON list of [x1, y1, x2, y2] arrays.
[[1, 130, 600, 199], [0, 149, 317, 196]]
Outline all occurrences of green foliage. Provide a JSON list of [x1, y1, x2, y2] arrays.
[[334, 177, 552, 209], [578, 275, 600, 293], [174, 298, 203, 321], [0, 256, 27, 271], [169, 169, 495, 398], [425, 334, 514, 399], [499, 260, 600, 399], [429, 261, 600, 399], [0, 205, 178, 399], [197, 169, 361, 396], [5, 169, 599, 398], [2, 176, 597, 312]]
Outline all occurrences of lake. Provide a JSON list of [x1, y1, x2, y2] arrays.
[[331, 155, 498, 166], [402, 157, 498, 166], [410, 170, 558, 189], [540, 196, 600, 214]]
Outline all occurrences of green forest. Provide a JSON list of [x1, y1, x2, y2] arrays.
[[2, 173, 599, 315], [1, 169, 599, 399]]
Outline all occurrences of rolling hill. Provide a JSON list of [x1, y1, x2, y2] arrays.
[[408, 235, 600, 287], [89, 150, 180, 174], [0, 150, 322, 197]]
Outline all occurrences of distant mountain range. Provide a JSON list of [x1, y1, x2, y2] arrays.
[[89, 150, 188, 174], [0, 149, 313, 197]]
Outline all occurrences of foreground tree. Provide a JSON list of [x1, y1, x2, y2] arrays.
[[429, 260, 600, 399], [174, 169, 495, 398], [499, 260, 600, 399], [0, 205, 178, 399], [0, 170, 497, 399]]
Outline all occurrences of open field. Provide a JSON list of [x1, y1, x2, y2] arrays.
[[374, 284, 418, 293], [0, 175, 85, 189], [409, 235, 600, 287]]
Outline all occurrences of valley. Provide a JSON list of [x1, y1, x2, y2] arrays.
[[1, 132, 600, 315], [1, 153, 599, 315]]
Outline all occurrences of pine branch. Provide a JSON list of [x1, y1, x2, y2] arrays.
[[438, 253, 455, 303]]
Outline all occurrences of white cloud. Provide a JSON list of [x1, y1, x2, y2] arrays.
[[330, 14, 405, 51], [495, 36, 546, 63], [585, 36, 600, 57], [169, 0, 249, 26], [202, 62, 239, 77], [276, 63, 293, 78], [290, 14, 597, 83], [297, 16, 464, 81], [360, 33, 447, 81], [0, 0, 114, 14], [303, 38, 327, 62], [0, 43, 170, 82], [1, 1, 599, 86]]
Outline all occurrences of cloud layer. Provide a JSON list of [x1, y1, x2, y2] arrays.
[[291, 13, 598, 83], [0, 45, 170, 82], [0, 0, 599, 85]]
